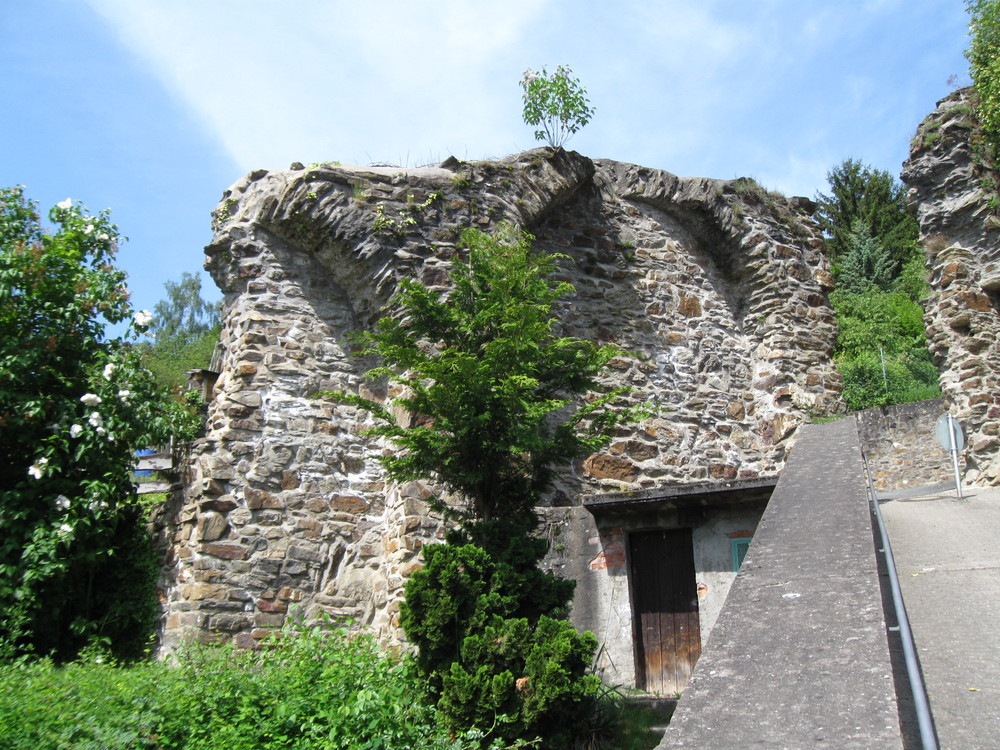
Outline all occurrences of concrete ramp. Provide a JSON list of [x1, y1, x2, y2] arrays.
[[660, 419, 903, 749]]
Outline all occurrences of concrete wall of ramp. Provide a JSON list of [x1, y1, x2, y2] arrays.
[[659, 418, 903, 749]]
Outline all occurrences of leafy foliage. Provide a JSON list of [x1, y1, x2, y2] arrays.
[[814, 158, 919, 268], [814, 159, 941, 411], [520, 65, 595, 148], [142, 272, 220, 392], [838, 350, 941, 411], [322, 224, 640, 747], [829, 289, 940, 410], [837, 219, 897, 293], [148, 272, 219, 344], [0, 617, 658, 749], [966, 0, 1000, 143], [142, 324, 220, 392], [322, 224, 636, 527], [401, 526, 575, 683], [0, 620, 485, 749], [0, 187, 200, 660], [439, 615, 601, 747], [400, 531, 603, 748]]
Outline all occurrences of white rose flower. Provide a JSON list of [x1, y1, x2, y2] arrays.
[[55, 495, 71, 510], [97, 232, 109, 241], [58, 523, 73, 536], [134, 310, 153, 327], [118, 389, 131, 402], [69, 424, 83, 438], [96, 427, 107, 437], [80, 393, 102, 406], [84, 224, 94, 235], [28, 457, 48, 480], [103, 363, 117, 380], [56, 198, 72, 210], [89, 411, 103, 428]]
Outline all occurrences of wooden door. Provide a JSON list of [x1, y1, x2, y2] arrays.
[[629, 528, 701, 694]]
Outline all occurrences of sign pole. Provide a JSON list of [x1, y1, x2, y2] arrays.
[[948, 414, 964, 500]]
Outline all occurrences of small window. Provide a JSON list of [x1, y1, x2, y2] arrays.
[[731, 537, 753, 572]]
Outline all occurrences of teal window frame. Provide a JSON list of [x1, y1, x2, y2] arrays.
[[730, 537, 753, 572]]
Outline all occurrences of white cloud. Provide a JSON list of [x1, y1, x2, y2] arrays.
[[82, 0, 968, 198], [84, 0, 547, 170]]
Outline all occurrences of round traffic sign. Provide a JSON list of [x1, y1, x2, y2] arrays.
[[935, 414, 966, 452]]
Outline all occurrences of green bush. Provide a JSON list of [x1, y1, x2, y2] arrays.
[[141, 325, 220, 393], [401, 529, 574, 685], [0, 188, 200, 660], [0, 621, 480, 750], [401, 529, 601, 749], [439, 616, 600, 748], [839, 348, 941, 411], [830, 288, 940, 411]]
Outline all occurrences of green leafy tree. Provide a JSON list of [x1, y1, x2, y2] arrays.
[[967, 0, 1000, 140], [320, 224, 638, 747], [815, 158, 920, 269], [816, 159, 939, 410], [829, 288, 940, 410], [329, 223, 634, 527], [142, 272, 220, 392], [837, 219, 897, 293], [521, 65, 595, 148], [0, 187, 200, 660], [148, 272, 219, 344]]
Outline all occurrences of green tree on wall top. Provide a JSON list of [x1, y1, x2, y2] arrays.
[[521, 65, 595, 149]]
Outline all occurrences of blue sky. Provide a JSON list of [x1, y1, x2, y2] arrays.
[[1, 1, 971, 319]]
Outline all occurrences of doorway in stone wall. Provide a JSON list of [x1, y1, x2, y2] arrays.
[[628, 527, 701, 694]]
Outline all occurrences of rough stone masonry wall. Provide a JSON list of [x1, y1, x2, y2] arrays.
[[158, 148, 843, 650], [903, 87, 1000, 485], [855, 399, 958, 492]]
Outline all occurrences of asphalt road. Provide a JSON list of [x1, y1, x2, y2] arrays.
[[879, 486, 1000, 750]]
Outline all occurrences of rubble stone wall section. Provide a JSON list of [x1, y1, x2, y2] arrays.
[[855, 399, 960, 492], [158, 148, 843, 650], [903, 87, 1000, 485]]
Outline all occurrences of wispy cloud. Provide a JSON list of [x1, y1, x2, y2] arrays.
[[84, 0, 547, 170], [83, 0, 969, 196]]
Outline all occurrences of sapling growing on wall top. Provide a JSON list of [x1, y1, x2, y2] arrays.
[[521, 65, 595, 148]]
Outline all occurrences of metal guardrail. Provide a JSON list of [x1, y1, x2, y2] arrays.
[[862, 451, 940, 750]]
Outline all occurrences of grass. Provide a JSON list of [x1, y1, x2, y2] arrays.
[[0, 620, 660, 750]]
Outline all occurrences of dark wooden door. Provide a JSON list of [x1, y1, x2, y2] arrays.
[[629, 528, 701, 694]]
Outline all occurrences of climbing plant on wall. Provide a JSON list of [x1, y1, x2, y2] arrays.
[[967, 0, 1000, 146]]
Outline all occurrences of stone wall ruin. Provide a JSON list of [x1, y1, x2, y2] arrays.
[[157, 147, 843, 655], [903, 87, 1000, 485]]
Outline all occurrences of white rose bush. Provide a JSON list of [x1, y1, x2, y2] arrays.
[[0, 186, 200, 660]]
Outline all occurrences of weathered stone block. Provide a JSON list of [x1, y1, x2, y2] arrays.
[[197, 511, 228, 542], [245, 487, 282, 509], [583, 454, 639, 482], [202, 543, 248, 561]]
